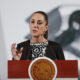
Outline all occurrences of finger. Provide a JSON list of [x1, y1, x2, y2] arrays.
[[20, 47, 23, 52], [17, 52, 22, 58], [16, 47, 23, 54], [11, 43, 16, 52], [11, 43, 16, 49], [12, 43, 16, 48]]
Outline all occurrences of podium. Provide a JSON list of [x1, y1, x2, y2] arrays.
[[8, 60, 78, 80]]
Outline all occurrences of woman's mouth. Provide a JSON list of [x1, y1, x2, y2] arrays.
[[32, 30, 38, 33]]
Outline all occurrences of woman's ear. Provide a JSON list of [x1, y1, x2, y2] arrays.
[[45, 24, 49, 31], [44, 25, 48, 39]]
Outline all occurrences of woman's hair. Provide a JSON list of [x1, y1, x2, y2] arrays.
[[32, 11, 48, 39]]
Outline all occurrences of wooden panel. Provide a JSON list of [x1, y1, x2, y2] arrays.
[[8, 60, 78, 78]]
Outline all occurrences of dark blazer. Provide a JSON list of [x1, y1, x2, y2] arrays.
[[16, 40, 65, 60]]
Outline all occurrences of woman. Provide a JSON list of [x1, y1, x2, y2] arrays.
[[11, 11, 65, 60]]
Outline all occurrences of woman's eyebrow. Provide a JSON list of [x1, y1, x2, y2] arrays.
[[38, 20, 43, 22], [31, 19, 43, 22], [31, 19, 35, 21]]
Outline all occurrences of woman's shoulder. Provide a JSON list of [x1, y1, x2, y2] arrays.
[[17, 40, 30, 46], [48, 40, 61, 47], [16, 40, 30, 51]]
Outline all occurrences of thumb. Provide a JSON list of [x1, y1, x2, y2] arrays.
[[20, 47, 23, 52]]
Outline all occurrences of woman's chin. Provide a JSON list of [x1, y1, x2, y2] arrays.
[[32, 34, 39, 38]]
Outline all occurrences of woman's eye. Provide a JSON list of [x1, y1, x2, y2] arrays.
[[38, 22, 42, 25], [31, 21, 34, 24]]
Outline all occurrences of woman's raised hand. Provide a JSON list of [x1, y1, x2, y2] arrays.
[[11, 43, 23, 60]]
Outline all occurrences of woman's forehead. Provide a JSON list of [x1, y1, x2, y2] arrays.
[[31, 13, 45, 21]]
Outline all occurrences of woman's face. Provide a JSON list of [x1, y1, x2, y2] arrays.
[[30, 13, 48, 37]]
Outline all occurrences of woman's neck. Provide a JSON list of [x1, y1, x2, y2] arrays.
[[30, 36, 47, 43]]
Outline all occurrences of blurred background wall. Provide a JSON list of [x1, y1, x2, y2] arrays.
[[0, 0, 80, 80]]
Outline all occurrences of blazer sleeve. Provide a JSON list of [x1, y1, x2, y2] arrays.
[[16, 43, 22, 51], [56, 44, 65, 60]]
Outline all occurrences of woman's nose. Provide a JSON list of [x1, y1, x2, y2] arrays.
[[34, 23, 38, 28]]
